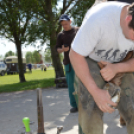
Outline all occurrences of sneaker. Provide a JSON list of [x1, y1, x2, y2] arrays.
[[70, 107, 78, 113]]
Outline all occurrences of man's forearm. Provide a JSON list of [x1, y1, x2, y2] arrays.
[[116, 58, 134, 73], [57, 48, 63, 53], [69, 49, 100, 96]]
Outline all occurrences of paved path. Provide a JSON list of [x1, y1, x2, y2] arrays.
[[0, 88, 127, 134]]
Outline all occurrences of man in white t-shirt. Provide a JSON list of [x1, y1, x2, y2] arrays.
[[70, 1, 134, 134]]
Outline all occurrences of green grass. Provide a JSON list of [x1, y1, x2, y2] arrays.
[[0, 67, 55, 93]]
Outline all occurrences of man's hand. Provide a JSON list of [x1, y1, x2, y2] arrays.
[[92, 89, 117, 113], [62, 45, 69, 52], [100, 61, 118, 81]]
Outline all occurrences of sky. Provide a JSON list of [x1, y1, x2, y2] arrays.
[[0, 38, 46, 57], [0, 39, 16, 56]]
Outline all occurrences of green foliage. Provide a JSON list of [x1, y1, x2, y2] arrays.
[[0, 0, 42, 49], [70, 0, 95, 26], [59, 53, 64, 62], [44, 48, 52, 63], [5, 51, 15, 58], [25, 51, 33, 63], [25, 51, 41, 64], [32, 50, 40, 64], [28, 0, 95, 47]]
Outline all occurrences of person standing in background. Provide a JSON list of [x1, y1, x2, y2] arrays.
[[56, 14, 79, 113], [27, 63, 32, 73]]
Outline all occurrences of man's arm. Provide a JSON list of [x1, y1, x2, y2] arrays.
[[69, 49, 117, 113], [56, 33, 69, 53], [57, 45, 69, 53], [100, 58, 134, 82], [117, 58, 134, 72], [57, 48, 64, 53]]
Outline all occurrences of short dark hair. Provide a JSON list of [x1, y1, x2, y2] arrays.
[[128, 3, 134, 30]]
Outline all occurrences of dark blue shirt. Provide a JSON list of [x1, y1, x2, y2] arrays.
[[27, 64, 32, 69]]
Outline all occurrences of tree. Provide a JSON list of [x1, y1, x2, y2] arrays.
[[32, 51, 40, 64], [31, 0, 95, 78], [71, 0, 95, 26], [0, 0, 39, 82], [59, 53, 64, 63], [5, 51, 15, 58], [25, 51, 33, 63], [44, 48, 52, 63]]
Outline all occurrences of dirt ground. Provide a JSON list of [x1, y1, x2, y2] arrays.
[[0, 88, 127, 134]]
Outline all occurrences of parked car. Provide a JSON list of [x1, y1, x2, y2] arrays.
[[0, 62, 7, 76]]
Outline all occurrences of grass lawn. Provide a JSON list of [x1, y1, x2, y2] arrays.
[[0, 67, 55, 93]]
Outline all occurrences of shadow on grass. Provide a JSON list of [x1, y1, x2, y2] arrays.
[[0, 78, 55, 93]]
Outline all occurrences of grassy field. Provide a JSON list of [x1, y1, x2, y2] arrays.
[[0, 67, 55, 93]]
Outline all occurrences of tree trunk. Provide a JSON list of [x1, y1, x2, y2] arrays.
[[46, 0, 65, 78], [16, 41, 26, 82], [50, 33, 65, 78]]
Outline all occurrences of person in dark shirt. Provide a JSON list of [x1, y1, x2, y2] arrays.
[[56, 14, 79, 113]]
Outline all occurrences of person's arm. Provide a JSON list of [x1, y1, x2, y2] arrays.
[[57, 47, 64, 53], [56, 33, 63, 53], [117, 58, 134, 72], [56, 32, 69, 53], [69, 49, 117, 113], [57, 45, 69, 53], [99, 58, 134, 82]]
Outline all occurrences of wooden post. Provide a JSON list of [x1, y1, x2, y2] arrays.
[[37, 88, 45, 134]]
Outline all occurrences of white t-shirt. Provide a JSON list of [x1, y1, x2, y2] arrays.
[[71, 2, 134, 63]]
